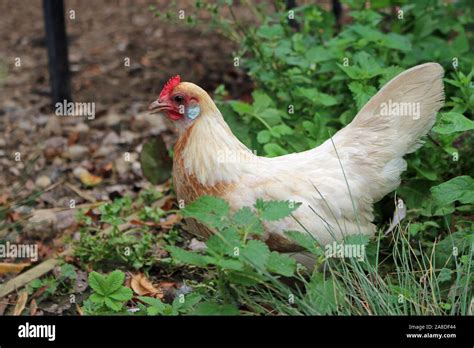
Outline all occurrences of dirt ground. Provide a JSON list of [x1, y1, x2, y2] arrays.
[[0, 0, 252, 270]]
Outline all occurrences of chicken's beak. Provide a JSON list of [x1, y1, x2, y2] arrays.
[[148, 99, 170, 115]]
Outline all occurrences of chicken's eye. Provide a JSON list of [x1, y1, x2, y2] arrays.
[[173, 95, 184, 104]]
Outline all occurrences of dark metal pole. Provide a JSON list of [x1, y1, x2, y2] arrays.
[[43, 0, 71, 106], [332, 0, 343, 26], [285, 0, 299, 30]]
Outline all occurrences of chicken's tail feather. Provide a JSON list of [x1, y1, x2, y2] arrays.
[[330, 63, 444, 202]]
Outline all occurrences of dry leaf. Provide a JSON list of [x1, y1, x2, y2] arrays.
[[161, 214, 182, 229], [13, 291, 28, 316], [0, 194, 8, 205], [131, 273, 163, 298], [157, 281, 177, 291], [76, 304, 84, 316], [7, 211, 21, 222], [79, 171, 103, 187], [30, 299, 38, 316], [0, 262, 30, 275]]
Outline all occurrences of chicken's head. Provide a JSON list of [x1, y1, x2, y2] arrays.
[[148, 75, 204, 123]]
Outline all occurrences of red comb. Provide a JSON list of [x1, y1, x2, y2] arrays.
[[159, 75, 181, 98]]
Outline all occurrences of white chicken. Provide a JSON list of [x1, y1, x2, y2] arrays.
[[149, 63, 444, 262]]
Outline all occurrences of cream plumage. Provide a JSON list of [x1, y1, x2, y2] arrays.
[[149, 63, 445, 261]]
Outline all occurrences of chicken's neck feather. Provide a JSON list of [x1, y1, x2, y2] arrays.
[[176, 102, 256, 187]]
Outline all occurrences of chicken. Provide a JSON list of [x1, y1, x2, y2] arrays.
[[148, 63, 444, 262]]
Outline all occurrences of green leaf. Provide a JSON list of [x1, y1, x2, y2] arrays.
[[230, 101, 253, 115], [305, 274, 338, 314], [106, 270, 126, 294], [272, 124, 294, 136], [182, 195, 229, 229], [213, 258, 244, 271], [431, 176, 474, 205], [348, 82, 377, 109], [432, 112, 474, 134], [109, 286, 133, 302], [206, 228, 241, 255], [139, 296, 168, 315], [263, 143, 287, 157], [167, 246, 210, 267], [252, 91, 273, 112], [267, 252, 296, 276], [259, 109, 282, 125], [89, 293, 105, 305], [140, 136, 172, 185], [316, 92, 338, 107], [437, 268, 452, 283], [257, 130, 271, 144], [451, 29, 469, 54], [285, 230, 323, 255], [257, 24, 284, 39], [254, 199, 301, 221], [233, 207, 264, 236], [241, 240, 270, 270], [104, 298, 123, 312], [296, 88, 338, 106], [193, 301, 240, 315], [380, 33, 412, 52], [88, 272, 108, 296], [305, 46, 332, 63], [350, 24, 384, 41], [344, 234, 371, 247]]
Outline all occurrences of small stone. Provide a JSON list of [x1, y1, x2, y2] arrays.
[[188, 238, 207, 252], [35, 175, 51, 189], [74, 123, 90, 133], [105, 113, 121, 126], [73, 167, 88, 179], [119, 130, 137, 144], [102, 131, 120, 145], [65, 145, 88, 159], [24, 210, 58, 240], [114, 157, 130, 177]]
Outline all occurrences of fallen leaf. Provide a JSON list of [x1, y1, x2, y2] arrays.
[[130, 219, 160, 227], [79, 171, 103, 187], [30, 299, 38, 315], [0, 262, 31, 275], [161, 213, 182, 229], [157, 281, 177, 292], [13, 291, 28, 316], [0, 194, 8, 205], [131, 273, 163, 298], [7, 211, 21, 222], [76, 304, 84, 316], [32, 285, 49, 299]]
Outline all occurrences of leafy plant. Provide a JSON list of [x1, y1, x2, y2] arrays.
[[85, 270, 133, 313], [74, 197, 159, 270], [167, 195, 473, 315]]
